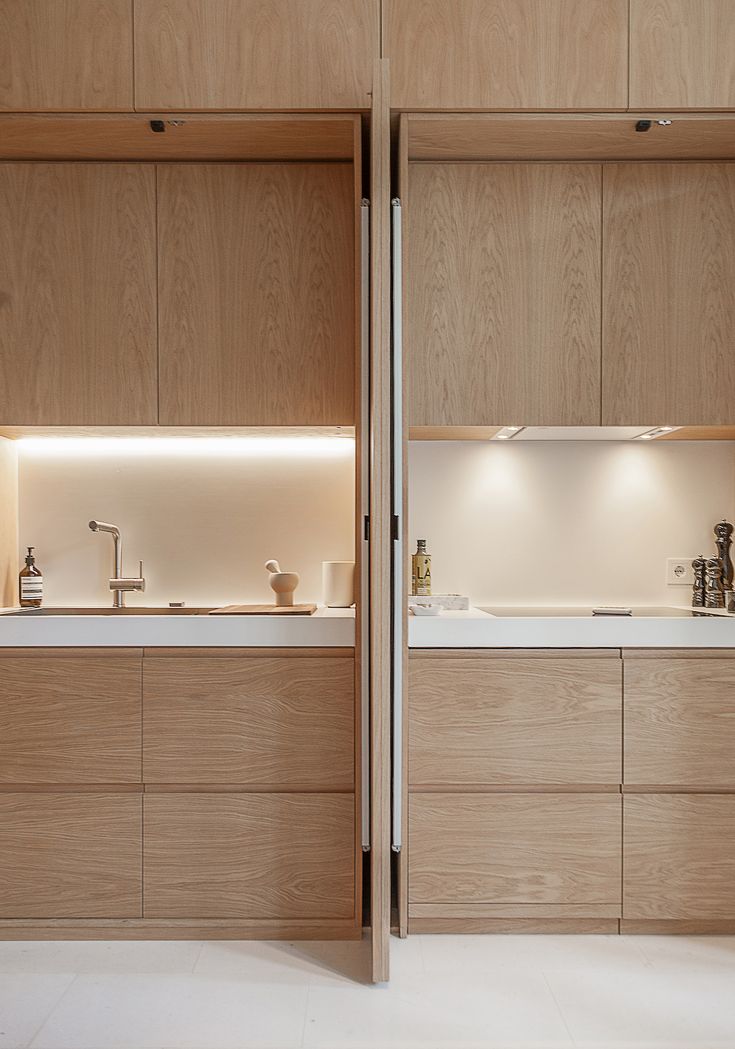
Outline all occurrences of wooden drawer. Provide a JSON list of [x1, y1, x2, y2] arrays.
[[0, 793, 142, 918], [409, 794, 622, 909], [624, 656, 735, 787], [624, 795, 735, 920], [143, 656, 354, 789], [143, 793, 355, 920], [0, 655, 142, 784], [409, 656, 622, 786]]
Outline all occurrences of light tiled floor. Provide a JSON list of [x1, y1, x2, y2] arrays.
[[1, 934, 735, 1049]]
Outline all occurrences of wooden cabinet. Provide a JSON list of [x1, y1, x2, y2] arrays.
[[157, 163, 355, 426], [0, 163, 158, 426], [385, 0, 627, 111], [0, 654, 142, 784], [409, 655, 622, 787], [602, 163, 735, 426], [144, 793, 355, 920], [630, 1, 735, 109], [0, 793, 142, 918], [134, 0, 377, 110], [0, 0, 133, 111], [624, 795, 735, 921], [143, 655, 354, 789], [406, 163, 602, 427], [624, 655, 735, 788], [409, 793, 622, 913]]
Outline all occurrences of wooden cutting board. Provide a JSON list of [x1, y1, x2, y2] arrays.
[[209, 604, 317, 616]]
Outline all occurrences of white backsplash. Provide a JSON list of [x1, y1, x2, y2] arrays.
[[409, 440, 735, 608], [17, 442, 355, 607]]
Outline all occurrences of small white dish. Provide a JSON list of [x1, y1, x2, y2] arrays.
[[410, 603, 442, 616]]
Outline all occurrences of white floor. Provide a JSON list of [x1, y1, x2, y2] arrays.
[[1, 934, 735, 1049]]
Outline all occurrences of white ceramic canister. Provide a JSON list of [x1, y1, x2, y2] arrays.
[[322, 560, 355, 607]]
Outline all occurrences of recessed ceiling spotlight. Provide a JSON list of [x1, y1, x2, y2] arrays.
[[636, 426, 679, 441], [494, 426, 526, 441]]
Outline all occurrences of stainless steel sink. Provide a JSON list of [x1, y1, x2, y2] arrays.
[[2, 607, 213, 616]]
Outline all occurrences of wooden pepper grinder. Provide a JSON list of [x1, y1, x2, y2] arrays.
[[691, 555, 706, 608], [704, 556, 726, 609], [714, 519, 734, 612]]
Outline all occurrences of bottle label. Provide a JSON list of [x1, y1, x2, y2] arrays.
[[20, 577, 43, 601], [412, 555, 432, 596]]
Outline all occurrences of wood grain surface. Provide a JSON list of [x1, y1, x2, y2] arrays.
[[0, 163, 157, 425], [409, 793, 622, 906], [144, 792, 355, 919], [0, 656, 142, 784], [631, 0, 735, 109], [602, 163, 735, 425], [406, 163, 602, 426], [157, 163, 355, 426], [134, 0, 377, 109], [0, 793, 142, 918], [624, 656, 735, 787], [385, 0, 627, 110], [624, 794, 735, 920], [409, 656, 622, 786], [143, 656, 354, 788], [0, 0, 133, 111]]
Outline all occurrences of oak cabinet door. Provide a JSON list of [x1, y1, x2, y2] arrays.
[[144, 793, 355, 919], [0, 0, 133, 111], [385, 0, 627, 110], [409, 656, 622, 787], [143, 656, 354, 789], [157, 163, 355, 426], [134, 0, 376, 110], [602, 164, 735, 426], [0, 793, 142, 918], [0, 655, 142, 784], [406, 164, 602, 427], [631, 1, 735, 109], [409, 794, 622, 910], [624, 656, 735, 788], [624, 795, 735, 920], [0, 163, 158, 425]]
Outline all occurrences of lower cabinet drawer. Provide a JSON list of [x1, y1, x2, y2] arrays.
[[0, 793, 142, 918], [143, 793, 355, 920], [409, 793, 622, 911], [624, 794, 735, 920]]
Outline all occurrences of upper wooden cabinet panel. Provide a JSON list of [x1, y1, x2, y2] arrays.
[[0, 656, 142, 784], [0, 163, 158, 425], [385, 0, 628, 110], [631, 1, 735, 109], [157, 163, 355, 426], [0, 0, 133, 111], [602, 163, 735, 426], [134, 0, 377, 109], [406, 163, 602, 426], [409, 656, 622, 786]]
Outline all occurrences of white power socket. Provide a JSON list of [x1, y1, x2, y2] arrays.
[[666, 558, 695, 586]]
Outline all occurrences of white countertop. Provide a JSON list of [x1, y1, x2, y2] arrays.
[[0, 606, 355, 648], [409, 607, 735, 649]]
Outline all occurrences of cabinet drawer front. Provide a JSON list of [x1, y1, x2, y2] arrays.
[[409, 657, 622, 786], [0, 657, 142, 784], [410, 794, 622, 906], [144, 793, 355, 920], [0, 793, 142, 918], [625, 658, 735, 787], [624, 795, 735, 920], [143, 657, 354, 789]]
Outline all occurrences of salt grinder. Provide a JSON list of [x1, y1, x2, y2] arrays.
[[714, 520, 735, 612], [691, 556, 706, 608], [704, 557, 726, 609]]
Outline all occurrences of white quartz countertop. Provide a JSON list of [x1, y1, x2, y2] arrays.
[[0, 605, 355, 648], [409, 607, 735, 649]]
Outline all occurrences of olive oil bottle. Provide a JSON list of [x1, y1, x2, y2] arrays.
[[411, 539, 432, 596], [19, 547, 43, 608]]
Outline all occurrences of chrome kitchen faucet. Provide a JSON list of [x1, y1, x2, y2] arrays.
[[88, 520, 145, 608]]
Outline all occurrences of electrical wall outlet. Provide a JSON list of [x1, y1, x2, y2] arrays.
[[666, 558, 695, 586]]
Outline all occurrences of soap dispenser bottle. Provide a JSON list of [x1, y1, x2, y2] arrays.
[[19, 547, 43, 608], [412, 539, 432, 597]]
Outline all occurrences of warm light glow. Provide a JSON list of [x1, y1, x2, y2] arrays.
[[16, 436, 355, 459]]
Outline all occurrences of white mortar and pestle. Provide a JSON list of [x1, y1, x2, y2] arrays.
[[265, 560, 300, 607]]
